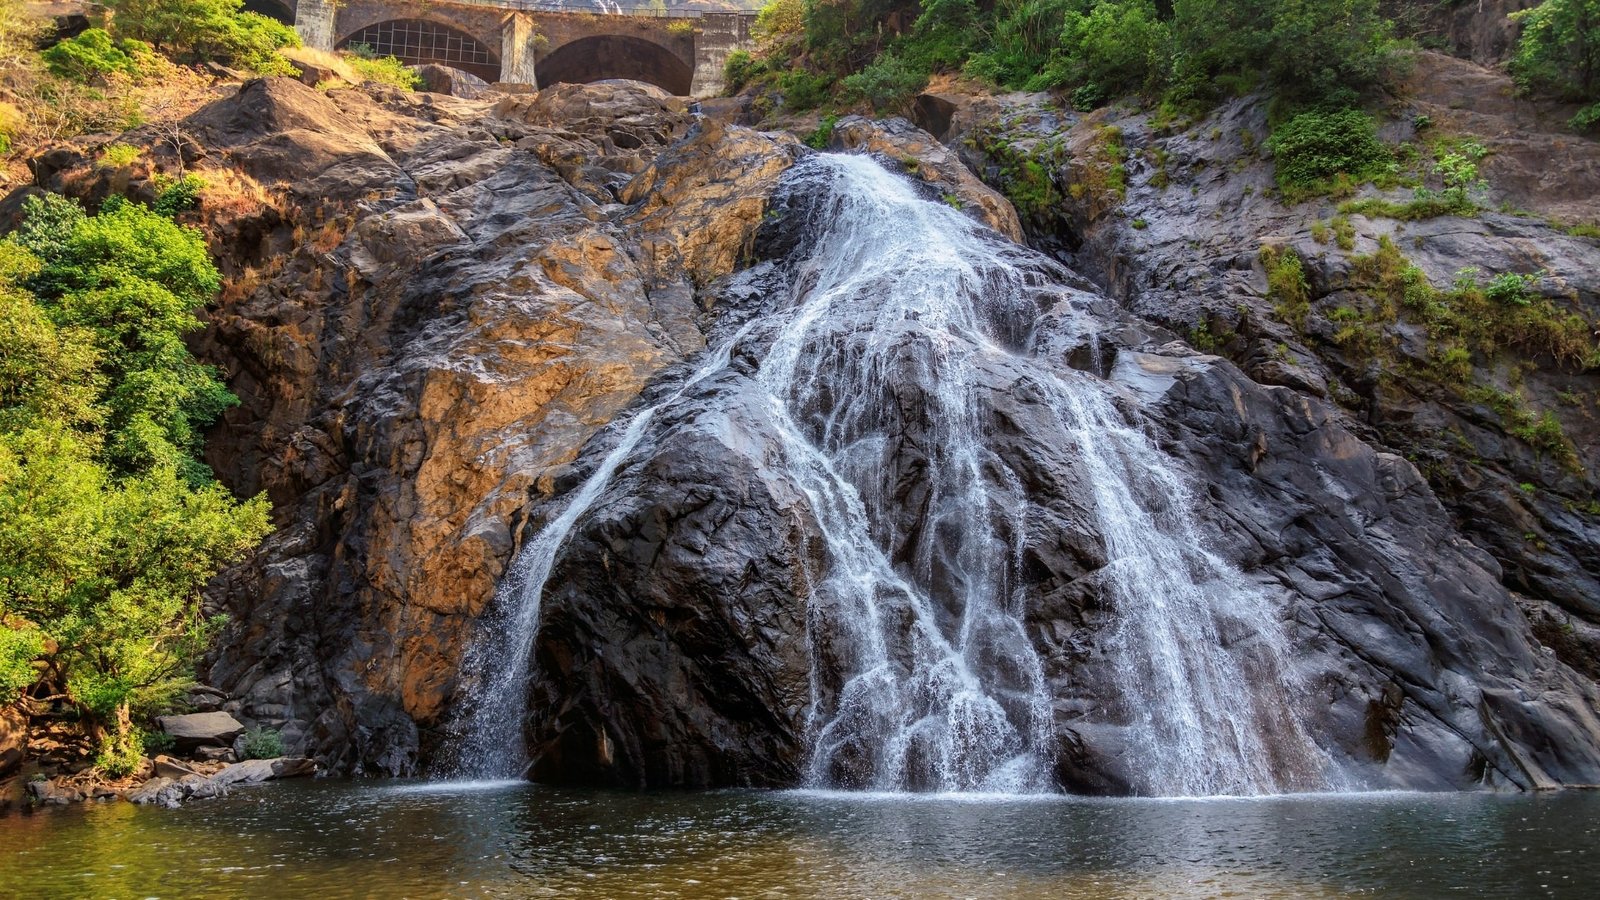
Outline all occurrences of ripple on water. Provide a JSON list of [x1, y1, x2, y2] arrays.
[[1, 781, 1597, 899]]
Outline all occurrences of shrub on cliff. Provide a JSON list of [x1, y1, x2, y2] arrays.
[[0, 194, 270, 768], [40, 28, 152, 81], [344, 49, 422, 91], [1509, 0, 1600, 133], [1268, 107, 1391, 201], [106, 0, 300, 76]]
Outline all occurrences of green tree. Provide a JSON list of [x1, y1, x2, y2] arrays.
[[18, 194, 232, 482], [0, 195, 270, 770], [1056, 0, 1171, 100], [1509, 0, 1600, 131]]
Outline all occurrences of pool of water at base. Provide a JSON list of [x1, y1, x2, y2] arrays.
[[0, 779, 1595, 898]]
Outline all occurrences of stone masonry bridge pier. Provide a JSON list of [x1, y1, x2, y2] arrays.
[[275, 1, 755, 97]]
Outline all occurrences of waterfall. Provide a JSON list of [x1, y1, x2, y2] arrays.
[[447, 152, 1331, 795], [445, 322, 756, 780]]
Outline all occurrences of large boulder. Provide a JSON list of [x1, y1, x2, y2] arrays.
[[417, 64, 489, 100], [157, 711, 246, 748]]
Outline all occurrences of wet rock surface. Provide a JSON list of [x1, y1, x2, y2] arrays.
[[14, 66, 1598, 794], [508, 161, 1600, 791], [948, 53, 1600, 705], [20, 77, 803, 776]]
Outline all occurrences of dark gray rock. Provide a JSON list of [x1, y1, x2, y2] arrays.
[[502, 156, 1600, 793], [157, 712, 246, 748]]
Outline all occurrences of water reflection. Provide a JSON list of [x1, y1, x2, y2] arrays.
[[1, 782, 1594, 898]]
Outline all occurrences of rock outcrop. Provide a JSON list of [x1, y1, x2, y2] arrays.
[[14, 65, 1598, 795], [126, 757, 317, 808], [157, 711, 246, 749], [506, 159, 1600, 792], [21, 77, 807, 775]]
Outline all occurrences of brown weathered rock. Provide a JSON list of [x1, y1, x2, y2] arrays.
[[10, 77, 805, 775], [27, 778, 86, 805], [153, 755, 203, 780], [0, 705, 24, 778], [416, 64, 490, 100]]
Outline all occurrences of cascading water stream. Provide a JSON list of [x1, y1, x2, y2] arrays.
[[446, 322, 757, 780], [447, 152, 1332, 795]]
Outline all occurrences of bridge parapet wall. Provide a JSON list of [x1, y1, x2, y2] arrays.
[[294, 0, 754, 96]]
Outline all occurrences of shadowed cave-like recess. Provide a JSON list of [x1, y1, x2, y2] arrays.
[[535, 34, 694, 95]]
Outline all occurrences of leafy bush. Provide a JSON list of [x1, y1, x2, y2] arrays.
[[153, 174, 206, 217], [346, 53, 420, 90], [723, 49, 759, 93], [1484, 271, 1540, 307], [776, 68, 832, 110], [0, 621, 43, 698], [141, 727, 176, 755], [99, 142, 142, 169], [1572, 102, 1600, 134], [1509, 0, 1599, 109], [1260, 244, 1311, 329], [240, 727, 284, 760], [805, 113, 839, 149], [1268, 108, 1390, 201], [1056, 0, 1171, 101], [96, 723, 146, 776], [41, 28, 149, 82], [107, 0, 300, 75], [346, 54, 419, 90], [842, 52, 925, 112]]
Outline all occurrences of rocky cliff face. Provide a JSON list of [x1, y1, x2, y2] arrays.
[[17, 65, 1598, 792]]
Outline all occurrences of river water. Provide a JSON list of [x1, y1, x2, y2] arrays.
[[2, 781, 1595, 898]]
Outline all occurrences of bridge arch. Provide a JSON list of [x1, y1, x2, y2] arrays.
[[536, 34, 693, 96], [244, 0, 294, 26], [335, 18, 500, 82]]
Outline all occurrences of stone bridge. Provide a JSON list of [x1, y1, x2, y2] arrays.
[[259, 1, 755, 97]]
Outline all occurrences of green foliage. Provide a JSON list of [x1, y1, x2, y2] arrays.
[[100, 143, 142, 169], [1339, 195, 1473, 220], [346, 53, 421, 90], [755, 0, 806, 55], [1571, 102, 1600, 134], [742, 0, 1398, 119], [776, 68, 833, 110], [107, 0, 300, 75], [972, 127, 1064, 219], [1055, 0, 1170, 100], [240, 727, 284, 760], [805, 114, 839, 150], [1168, 0, 1395, 105], [40, 28, 149, 82], [1484, 270, 1540, 307], [141, 727, 175, 755], [95, 722, 146, 776], [153, 174, 205, 218], [17, 194, 232, 480], [842, 52, 926, 112], [1509, 0, 1599, 118], [0, 192, 272, 731], [0, 620, 42, 698], [1268, 108, 1391, 202], [723, 49, 759, 93], [1260, 244, 1310, 330]]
